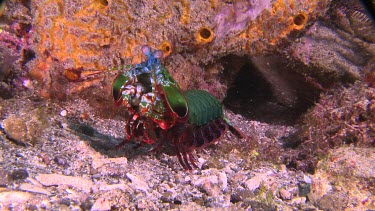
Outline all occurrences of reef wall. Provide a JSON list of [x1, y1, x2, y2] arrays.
[[23, 0, 330, 98]]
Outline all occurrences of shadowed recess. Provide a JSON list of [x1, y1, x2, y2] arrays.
[[222, 55, 320, 125]]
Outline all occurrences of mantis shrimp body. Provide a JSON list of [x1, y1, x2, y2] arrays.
[[113, 46, 245, 170]]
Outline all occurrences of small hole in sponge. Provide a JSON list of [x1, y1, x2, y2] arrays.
[[200, 28, 212, 39], [293, 13, 308, 27], [98, 0, 109, 6], [159, 42, 173, 57], [196, 27, 214, 43]]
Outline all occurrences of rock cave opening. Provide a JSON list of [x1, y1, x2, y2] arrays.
[[222, 55, 320, 125]]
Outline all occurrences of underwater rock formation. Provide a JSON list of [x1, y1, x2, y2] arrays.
[[26, 0, 330, 96]]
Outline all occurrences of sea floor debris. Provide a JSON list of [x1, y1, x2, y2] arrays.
[[0, 91, 374, 210]]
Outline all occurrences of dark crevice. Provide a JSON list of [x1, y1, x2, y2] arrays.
[[222, 55, 320, 125], [22, 48, 36, 65], [19, 0, 32, 10]]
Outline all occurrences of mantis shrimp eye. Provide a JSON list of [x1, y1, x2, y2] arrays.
[[141, 45, 152, 56], [154, 50, 164, 59]]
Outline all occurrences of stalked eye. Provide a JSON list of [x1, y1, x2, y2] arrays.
[[154, 50, 164, 59], [141, 45, 151, 56]]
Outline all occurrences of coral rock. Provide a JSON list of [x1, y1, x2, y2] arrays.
[[28, 0, 330, 95]]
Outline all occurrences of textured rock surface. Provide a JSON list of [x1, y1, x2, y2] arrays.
[[2, 0, 334, 100], [31, 0, 329, 71], [309, 147, 375, 211], [283, 81, 375, 172]]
